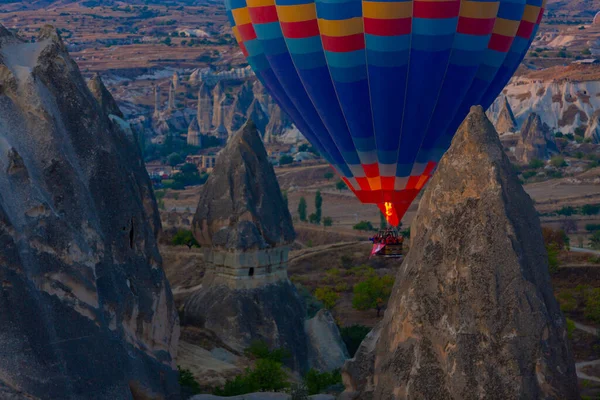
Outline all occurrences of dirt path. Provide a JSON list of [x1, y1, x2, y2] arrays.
[[572, 247, 600, 256], [288, 242, 362, 264]]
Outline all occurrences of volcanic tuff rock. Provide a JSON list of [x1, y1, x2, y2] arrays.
[[305, 310, 350, 372], [494, 96, 518, 133], [341, 106, 578, 400], [515, 112, 557, 164], [0, 25, 179, 399], [191, 120, 295, 250], [87, 73, 124, 118], [184, 121, 347, 373]]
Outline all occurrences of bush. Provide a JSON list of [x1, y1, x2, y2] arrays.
[[352, 275, 395, 317], [340, 325, 371, 357], [556, 206, 576, 217], [324, 171, 334, 180], [171, 229, 200, 248], [298, 197, 307, 222], [335, 180, 348, 191], [586, 224, 600, 232], [550, 156, 567, 168], [296, 284, 323, 318], [557, 290, 577, 313], [566, 318, 576, 340], [546, 244, 560, 274], [214, 359, 289, 396], [522, 170, 537, 179], [280, 154, 294, 165], [340, 255, 353, 269], [591, 231, 600, 250], [323, 217, 333, 227], [584, 288, 600, 323], [303, 369, 342, 395], [582, 204, 600, 216], [542, 227, 569, 250], [314, 287, 340, 310], [529, 158, 545, 169], [353, 220, 375, 231], [178, 366, 201, 395], [245, 340, 291, 364], [167, 152, 183, 166]]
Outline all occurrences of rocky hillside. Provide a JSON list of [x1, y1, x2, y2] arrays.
[[0, 25, 179, 399], [489, 66, 600, 143]]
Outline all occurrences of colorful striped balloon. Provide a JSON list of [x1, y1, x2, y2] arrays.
[[225, 0, 546, 226]]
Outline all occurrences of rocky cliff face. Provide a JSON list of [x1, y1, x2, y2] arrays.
[[494, 96, 518, 133], [488, 76, 600, 143], [342, 107, 578, 400], [0, 25, 179, 399], [515, 112, 557, 164]]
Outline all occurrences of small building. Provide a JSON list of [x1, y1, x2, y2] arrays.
[[186, 154, 217, 173], [572, 59, 600, 65]]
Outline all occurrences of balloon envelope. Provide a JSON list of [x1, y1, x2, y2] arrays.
[[225, 0, 546, 226]]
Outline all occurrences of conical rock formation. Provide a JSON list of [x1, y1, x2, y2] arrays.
[[495, 96, 518, 134], [515, 112, 556, 164], [87, 73, 123, 118], [0, 25, 179, 399], [342, 106, 578, 400], [184, 121, 307, 369]]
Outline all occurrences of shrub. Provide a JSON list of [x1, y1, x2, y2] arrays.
[[323, 216, 333, 227], [214, 359, 289, 396], [582, 204, 600, 216], [352, 275, 395, 317], [556, 206, 576, 217], [546, 243, 560, 274], [566, 318, 576, 340], [585, 288, 600, 323], [335, 180, 348, 191], [550, 156, 567, 168], [590, 231, 600, 250], [280, 154, 294, 165], [586, 224, 600, 232], [245, 340, 290, 364], [334, 282, 349, 293], [522, 170, 537, 179], [315, 287, 340, 310], [324, 171, 334, 180], [528, 158, 544, 169], [557, 290, 577, 313], [171, 229, 200, 248], [542, 227, 569, 250], [303, 369, 342, 395], [353, 220, 375, 231], [296, 284, 323, 318], [340, 325, 371, 357], [178, 366, 201, 395]]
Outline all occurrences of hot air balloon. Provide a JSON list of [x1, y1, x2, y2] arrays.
[[225, 0, 546, 226]]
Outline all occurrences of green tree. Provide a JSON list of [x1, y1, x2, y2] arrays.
[[167, 152, 183, 167], [282, 191, 289, 209], [315, 190, 323, 224], [298, 197, 307, 222], [556, 206, 576, 217], [335, 180, 348, 191], [303, 369, 342, 395], [324, 171, 334, 180], [582, 204, 600, 216], [353, 220, 375, 231], [352, 275, 395, 317], [314, 287, 339, 310], [340, 325, 371, 357], [590, 231, 600, 250], [178, 366, 201, 395], [550, 156, 567, 168], [279, 154, 294, 165], [529, 158, 544, 169], [172, 229, 200, 249], [546, 243, 560, 274], [323, 217, 333, 227]]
